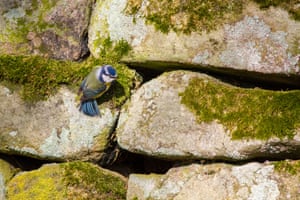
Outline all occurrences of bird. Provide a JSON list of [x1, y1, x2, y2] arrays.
[[78, 65, 117, 117]]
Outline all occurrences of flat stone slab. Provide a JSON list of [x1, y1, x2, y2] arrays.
[[89, 0, 300, 79]]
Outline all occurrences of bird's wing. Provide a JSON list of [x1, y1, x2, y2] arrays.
[[82, 83, 107, 101]]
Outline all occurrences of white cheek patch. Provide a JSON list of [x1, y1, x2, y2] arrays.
[[102, 74, 115, 83]]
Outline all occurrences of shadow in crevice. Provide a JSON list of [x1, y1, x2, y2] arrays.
[[101, 144, 300, 177], [126, 61, 300, 91], [0, 154, 52, 171], [104, 151, 175, 177]]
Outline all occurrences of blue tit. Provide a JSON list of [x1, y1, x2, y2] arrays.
[[78, 65, 117, 117]]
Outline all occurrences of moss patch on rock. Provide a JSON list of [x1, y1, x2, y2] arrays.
[[125, 0, 244, 34], [180, 77, 300, 140], [0, 38, 135, 106], [7, 162, 127, 200], [124, 0, 300, 34], [7, 164, 66, 200], [62, 161, 126, 200]]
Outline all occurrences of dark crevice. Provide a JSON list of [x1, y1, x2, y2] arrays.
[[126, 61, 300, 91], [99, 144, 300, 177], [104, 151, 174, 176], [2, 147, 300, 177], [0, 153, 52, 171]]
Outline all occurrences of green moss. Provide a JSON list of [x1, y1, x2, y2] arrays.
[[0, 54, 80, 102], [7, 162, 126, 200], [0, 38, 134, 105], [274, 160, 300, 175], [125, 0, 244, 34], [62, 161, 126, 200], [180, 77, 300, 140], [7, 164, 66, 200], [252, 0, 300, 21], [124, 0, 300, 33], [95, 36, 132, 61]]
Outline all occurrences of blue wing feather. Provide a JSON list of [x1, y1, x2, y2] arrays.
[[79, 100, 100, 117]]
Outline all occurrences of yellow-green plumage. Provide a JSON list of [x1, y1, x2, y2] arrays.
[[78, 65, 117, 116]]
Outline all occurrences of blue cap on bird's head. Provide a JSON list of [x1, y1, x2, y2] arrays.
[[103, 65, 117, 79]]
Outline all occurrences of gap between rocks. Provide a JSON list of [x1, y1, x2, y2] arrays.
[[127, 63, 300, 90]]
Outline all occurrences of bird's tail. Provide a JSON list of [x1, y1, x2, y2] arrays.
[[79, 100, 100, 117]]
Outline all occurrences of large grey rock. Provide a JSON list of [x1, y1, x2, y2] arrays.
[[88, 0, 300, 81], [0, 0, 93, 60], [0, 84, 117, 161], [127, 161, 300, 200], [116, 70, 300, 161]]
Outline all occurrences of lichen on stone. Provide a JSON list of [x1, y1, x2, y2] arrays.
[[125, 0, 244, 33], [62, 161, 126, 200], [220, 15, 300, 74], [7, 164, 66, 200], [6, 162, 127, 200], [1, 0, 57, 43], [180, 77, 300, 140]]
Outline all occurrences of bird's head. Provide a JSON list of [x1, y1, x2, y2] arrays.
[[100, 65, 117, 83]]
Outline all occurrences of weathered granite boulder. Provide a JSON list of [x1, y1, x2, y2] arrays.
[[6, 161, 127, 200], [0, 159, 17, 200], [117, 70, 300, 161], [0, 0, 93, 60], [88, 0, 300, 85], [0, 84, 118, 161], [127, 160, 300, 200]]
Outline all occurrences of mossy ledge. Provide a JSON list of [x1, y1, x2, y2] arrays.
[[0, 39, 134, 106], [6, 162, 126, 200], [180, 77, 300, 140], [62, 161, 126, 200], [125, 0, 299, 34], [125, 0, 244, 34], [6, 164, 66, 200]]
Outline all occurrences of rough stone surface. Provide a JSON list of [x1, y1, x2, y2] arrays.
[[116, 70, 300, 161], [6, 161, 127, 200], [0, 159, 16, 200], [0, 84, 118, 161], [89, 0, 300, 78], [0, 0, 93, 60], [127, 161, 300, 200]]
